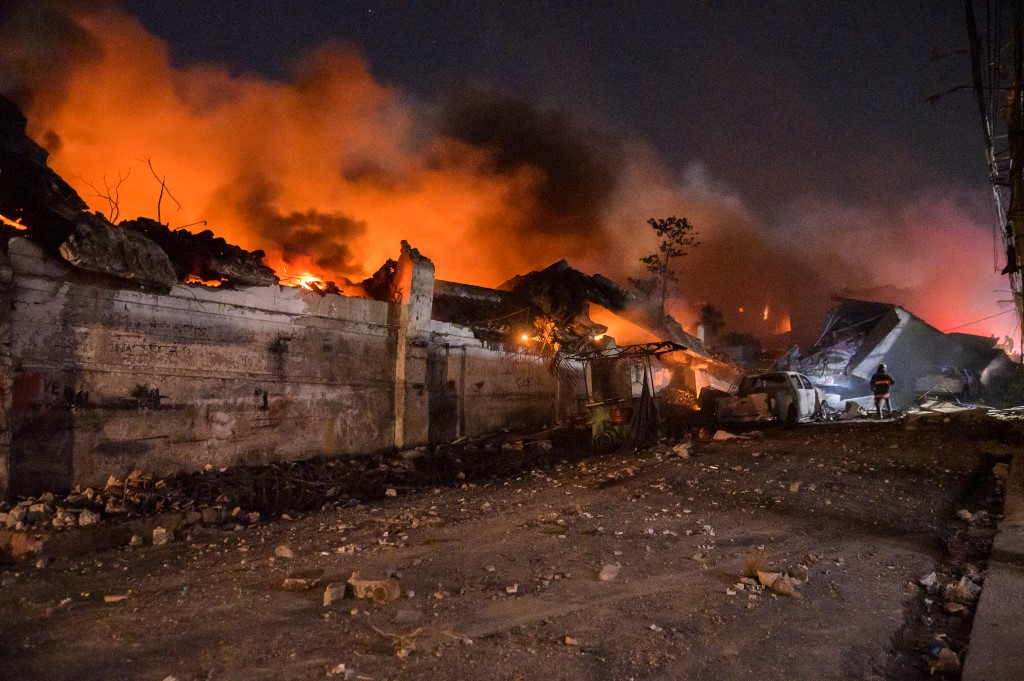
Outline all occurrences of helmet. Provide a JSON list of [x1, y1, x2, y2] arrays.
[[878, 363, 886, 372]]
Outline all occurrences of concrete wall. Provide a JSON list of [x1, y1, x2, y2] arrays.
[[2, 238, 406, 496], [0, 238, 568, 498], [427, 322, 579, 444]]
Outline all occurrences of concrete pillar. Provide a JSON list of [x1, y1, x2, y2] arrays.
[[393, 241, 434, 450]]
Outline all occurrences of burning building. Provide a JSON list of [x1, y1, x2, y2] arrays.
[[0, 95, 736, 499]]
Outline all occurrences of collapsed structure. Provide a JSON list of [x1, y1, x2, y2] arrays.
[[787, 298, 1018, 409]]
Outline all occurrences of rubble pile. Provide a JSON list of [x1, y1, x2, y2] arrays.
[[0, 429, 579, 549], [0, 95, 277, 291], [787, 297, 1022, 410]]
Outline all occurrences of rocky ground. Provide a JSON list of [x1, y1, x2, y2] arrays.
[[0, 415, 1014, 681]]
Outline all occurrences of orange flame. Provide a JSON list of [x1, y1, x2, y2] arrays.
[[0, 214, 27, 230], [183, 274, 222, 287]]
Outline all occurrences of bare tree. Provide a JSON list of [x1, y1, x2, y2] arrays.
[[142, 156, 182, 225], [79, 169, 130, 222]]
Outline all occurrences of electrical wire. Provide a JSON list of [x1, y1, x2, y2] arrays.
[[941, 307, 1015, 332]]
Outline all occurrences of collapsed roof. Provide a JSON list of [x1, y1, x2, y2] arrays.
[[432, 259, 713, 360], [791, 297, 1017, 407]]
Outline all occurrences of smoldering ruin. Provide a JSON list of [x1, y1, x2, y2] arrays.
[[1, 74, 1024, 680], [1, 87, 1023, 503]]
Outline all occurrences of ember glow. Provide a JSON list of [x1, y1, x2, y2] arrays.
[[0, 214, 26, 230], [0, 2, 1009, 346], [183, 274, 221, 287]]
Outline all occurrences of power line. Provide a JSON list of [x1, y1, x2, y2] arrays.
[[942, 308, 1015, 332]]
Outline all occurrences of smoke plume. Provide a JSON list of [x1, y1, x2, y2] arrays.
[[0, 1, 1008, 347]]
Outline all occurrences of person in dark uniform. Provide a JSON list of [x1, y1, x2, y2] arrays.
[[870, 363, 895, 419]]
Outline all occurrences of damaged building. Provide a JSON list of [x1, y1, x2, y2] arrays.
[[0, 95, 732, 500], [788, 297, 1019, 410]]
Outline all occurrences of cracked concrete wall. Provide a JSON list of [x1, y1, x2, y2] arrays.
[[4, 238, 401, 496]]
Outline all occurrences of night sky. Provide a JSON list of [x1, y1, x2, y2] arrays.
[[120, 0, 985, 219]]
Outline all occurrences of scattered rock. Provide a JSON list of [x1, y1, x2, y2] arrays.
[[26, 503, 49, 523], [323, 582, 346, 607], [944, 576, 981, 605], [79, 509, 100, 527], [598, 564, 620, 581], [274, 545, 295, 559], [328, 662, 351, 678], [956, 509, 974, 523], [928, 647, 960, 676], [671, 443, 691, 458], [346, 572, 401, 603], [918, 571, 940, 594], [103, 594, 129, 604], [757, 571, 802, 599], [385, 488, 397, 498], [152, 527, 171, 546], [282, 570, 324, 592]]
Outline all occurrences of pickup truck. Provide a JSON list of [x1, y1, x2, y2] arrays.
[[715, 371, 824, 425]]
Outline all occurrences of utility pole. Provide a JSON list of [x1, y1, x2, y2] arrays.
[[965, 0, 1024, 356]]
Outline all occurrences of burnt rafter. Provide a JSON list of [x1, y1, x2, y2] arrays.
[[567, 341, 687, 362]]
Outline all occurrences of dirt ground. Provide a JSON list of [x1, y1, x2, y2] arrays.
[[0, 417, 1012, 681]]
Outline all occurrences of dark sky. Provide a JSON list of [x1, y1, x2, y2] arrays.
[[119, 0, 987, 220]]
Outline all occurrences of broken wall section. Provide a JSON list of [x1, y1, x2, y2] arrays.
[[2, 238, 403, 497]]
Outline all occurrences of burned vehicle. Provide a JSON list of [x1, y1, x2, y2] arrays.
[[715, 371, 823, 425]]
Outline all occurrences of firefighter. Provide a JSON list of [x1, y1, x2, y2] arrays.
[[870, 363, 895, 419]]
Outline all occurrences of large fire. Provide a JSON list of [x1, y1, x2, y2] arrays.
[[0, 2, 1011, 346]]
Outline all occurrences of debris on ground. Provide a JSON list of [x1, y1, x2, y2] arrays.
[[347, 572, 401, 603], [944, 576, 982, 606], [756, 571, 803, 600], [323, 582, 347, 607], [282, 570, 325, 592], [712, 430, 747, 441]]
